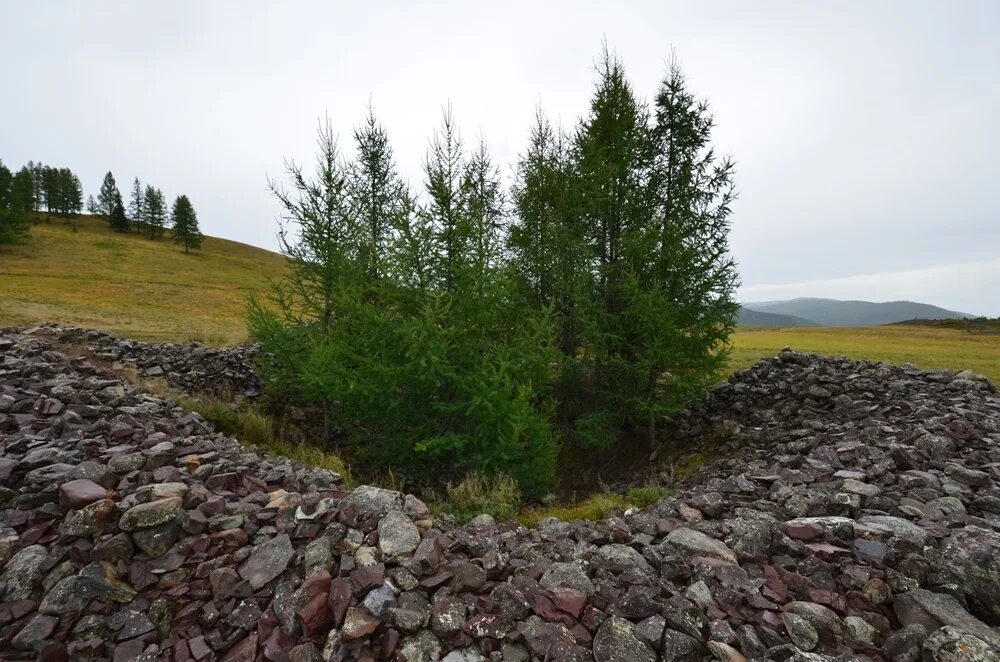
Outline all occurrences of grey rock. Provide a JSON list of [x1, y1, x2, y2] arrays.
[[922, 625, 1000, 661], [593, 615, 656, 662], [665, 527, 738, 563], [894, 588, 1000, 649], [540, 561, 594, 596], [883, 623, 927, 662], [378, 510, 420, 558], [940, 526, 1000, 624], [239, 533, 294, 589], [1, 544, 47, 600]]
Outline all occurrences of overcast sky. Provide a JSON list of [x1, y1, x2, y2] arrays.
[[2, 1, 997, 314]]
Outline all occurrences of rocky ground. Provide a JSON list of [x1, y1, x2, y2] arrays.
[[1, 325, 999, 661]]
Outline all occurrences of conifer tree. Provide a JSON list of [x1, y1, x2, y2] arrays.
[[170, 194, 202, 252], [349, 107, 411, 282], [127, 177, 144, 233], [97, 171, 120, 220], [109, 194, 130, 232], [143, 185, 166, 239], [0, 163, 31, 244], [422, 108, 468, 292], [86, 195, 99, 215], [27, 162, 43, 212], [10, 168, 35, 214], [0, 162, 11, 211]]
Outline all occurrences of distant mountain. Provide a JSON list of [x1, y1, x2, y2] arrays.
[[741, 298, 974, 327], [737, 307, 820, 327]]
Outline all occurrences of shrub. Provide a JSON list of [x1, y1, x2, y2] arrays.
[[626, 484, 671, 507]]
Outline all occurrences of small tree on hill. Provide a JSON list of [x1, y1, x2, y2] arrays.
[[143, 185, 166, 239], [0, 162, 31, 244], [170, 194, 202, 252], [0, 161, 11, 209], [97, 171, 120, 220], [10, 168, 35, 214], [109, 194, 130, 232], [127, 177, 145, 233], [86, 195, 99, 215]]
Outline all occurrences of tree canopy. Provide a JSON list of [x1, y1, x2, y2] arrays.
[[249, 48, 738, 498]]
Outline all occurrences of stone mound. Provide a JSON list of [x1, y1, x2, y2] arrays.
[[1, 329, 1000, 661]]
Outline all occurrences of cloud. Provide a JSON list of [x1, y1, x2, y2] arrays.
[[740, 259, 1000, 317], [2, 1, 997, 313]]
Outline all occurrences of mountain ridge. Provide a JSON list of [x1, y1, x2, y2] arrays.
[[741, 297, 973, 327]]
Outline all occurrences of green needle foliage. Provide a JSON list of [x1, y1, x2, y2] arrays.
[[250, 46, 737, 498], [97, 171, 120, 220], [171, 194, 203, 253], [109, 194, 130, 232], [0, 160, 30, 243]]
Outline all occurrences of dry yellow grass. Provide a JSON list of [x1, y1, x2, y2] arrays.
[[3, 215, 995, 385], [730, 325, 1000, 384], [0, 214, 286, 345]]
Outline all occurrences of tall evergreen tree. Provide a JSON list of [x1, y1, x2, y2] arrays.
[[60, 169, 83, 220], [27, 162, 43, 212], [0, 161, 11, 210], [422, 108, 468, 292], [349, 107, 411, 282], [127, 177, 145, 233], [40, 166, 58, 214], [170, 194, 202, 252], [109, 194, 130, 232], [143, 185, 166, 239], [0, 162, 30, 244], [97, 171, 120, 220], [10, 168, 35, 214]]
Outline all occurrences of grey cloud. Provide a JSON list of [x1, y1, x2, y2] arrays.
[[2, 0, 997, 313]]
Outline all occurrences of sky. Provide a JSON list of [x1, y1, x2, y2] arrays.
[[2, 1, 998, 315]]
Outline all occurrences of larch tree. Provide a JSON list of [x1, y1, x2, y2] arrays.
[[109, 194, 130, 232], [349, 107, 411, 282], [143, 185, 166, 239], [127, 177, 145, 233], [0, 163, 32, 243], [170, 194, 202, 252], [97, 171, 120, 220]]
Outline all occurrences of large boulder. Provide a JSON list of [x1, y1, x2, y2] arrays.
[[940, 526, 1000, 625]]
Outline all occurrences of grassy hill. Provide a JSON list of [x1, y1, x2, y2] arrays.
[[731, 325, 1000, 384], [0, 214, 286, 345], [2, 216, 997, 385], [737, 306, 819, 327], [743, 297, 973, 326]]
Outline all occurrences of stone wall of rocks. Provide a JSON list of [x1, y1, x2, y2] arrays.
[[3, 324, 261, 398], [1, 330, 1000, 661]]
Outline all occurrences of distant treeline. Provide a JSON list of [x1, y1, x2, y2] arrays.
[[0, 160, 202, 252], [891, 317, 1000, 334]]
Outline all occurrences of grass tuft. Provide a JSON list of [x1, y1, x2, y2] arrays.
[[440, 472, 521, 524], [178, 394, 351, 483]]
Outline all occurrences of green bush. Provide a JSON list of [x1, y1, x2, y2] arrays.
[[250, 48, 738, 499]]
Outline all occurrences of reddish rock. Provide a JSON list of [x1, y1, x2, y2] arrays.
[[221, 633, 258, 662], [341, 607, 380, 641], [58, 479, 107, 511], [298, 591, 331, 636]]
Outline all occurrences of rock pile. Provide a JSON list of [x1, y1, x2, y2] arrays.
[[1, 331, 999, 661], [2, 324, 261, 398]]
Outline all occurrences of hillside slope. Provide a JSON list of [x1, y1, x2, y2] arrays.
[[0, 214, 286, 344], [736, 306, 818, 327], [744, 297, 973, 326]]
